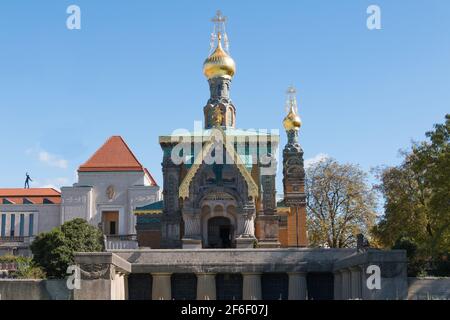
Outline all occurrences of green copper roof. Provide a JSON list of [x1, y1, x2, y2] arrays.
[[277, 199, 288, 208], [134, 200, 164, 215]]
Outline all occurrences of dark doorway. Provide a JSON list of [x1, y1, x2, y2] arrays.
[[220, 226, 231, 247], [109, 221, 116, 235], [171, 273, 197, 300], [208, 217, 233, 248], [307, 273, 334, 300], [102, 211, 119, 236], [128, 274, 152, 300], [216, 274, 243, 300], [262, 273, 289, 300]]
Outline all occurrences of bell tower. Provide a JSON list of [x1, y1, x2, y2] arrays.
[[282, 86, 308, 247]]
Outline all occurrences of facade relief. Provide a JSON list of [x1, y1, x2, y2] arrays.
[[106, 185, 115, 201], [63, 195, 87, 205], [79, 263, 115, 281]]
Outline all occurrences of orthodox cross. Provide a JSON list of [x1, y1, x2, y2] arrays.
[[286, 85, 298, 114], [210, 10, 230, 52]]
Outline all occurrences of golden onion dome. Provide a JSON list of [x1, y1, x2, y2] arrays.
[[283, 106, 302, 131], [203, 34, 236, 80]]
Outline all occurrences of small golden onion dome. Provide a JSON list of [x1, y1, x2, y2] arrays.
[[283, 106, 302, 131], [203, 34, 236, 80]]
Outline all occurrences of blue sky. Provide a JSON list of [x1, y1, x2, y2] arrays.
[[0, 0, 449, 194]]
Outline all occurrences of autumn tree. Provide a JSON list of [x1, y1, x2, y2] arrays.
[[305, 158, 377, 248], [373, 115, 450, 276]]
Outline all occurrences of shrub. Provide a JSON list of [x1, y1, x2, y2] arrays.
[[30, 218, 104, 279]]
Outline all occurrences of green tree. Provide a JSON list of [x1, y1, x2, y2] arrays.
[[305, 158, 377, 248], [373, 115, 450, 275], [30, 218, 104, 279]]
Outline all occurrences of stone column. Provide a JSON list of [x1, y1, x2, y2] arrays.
[[196, 273, 216, 300], [152, 273, 172, 300], [333, 271, 342, 300], [350, 267, 362, 300], [288, 272, 307, 300], [243, 273, 262, 300]]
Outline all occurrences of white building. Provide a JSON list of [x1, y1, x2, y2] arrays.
[[0, 136, 160, 255]]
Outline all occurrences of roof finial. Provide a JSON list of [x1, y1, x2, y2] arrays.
[[283, 85, 302, 131], [210, 10, 229, 53], [285, 85, 298, 114], [203, 11, 236, 80]]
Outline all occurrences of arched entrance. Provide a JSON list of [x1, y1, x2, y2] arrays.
[[207, 217, 234, 248], [200, 192, 238, 248]]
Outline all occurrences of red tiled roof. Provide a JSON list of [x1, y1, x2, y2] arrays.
[[79, 136, 145, 172], [0, 188, 61, 197], [78, 136, 158, 186], [144, 168, 158, 186], [0, 188, 61, 205]]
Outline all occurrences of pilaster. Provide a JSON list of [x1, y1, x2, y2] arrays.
[[242, 273, 262, 300], [196, 273, 217, 300], [288, 272, 307, 300], [333, 271, 342, 300], [341, 269, 351, 300], [152, 273, 172, 300], [350, 266, 362, 299]]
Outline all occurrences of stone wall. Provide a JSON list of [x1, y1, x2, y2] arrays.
[[333, 249, 408, 300], [72, 249, 410, 300], [1, 267, 448, 300], [115, 248, 356, 274], [0, 279, 71, 300], [408, 277, 450, 300]]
